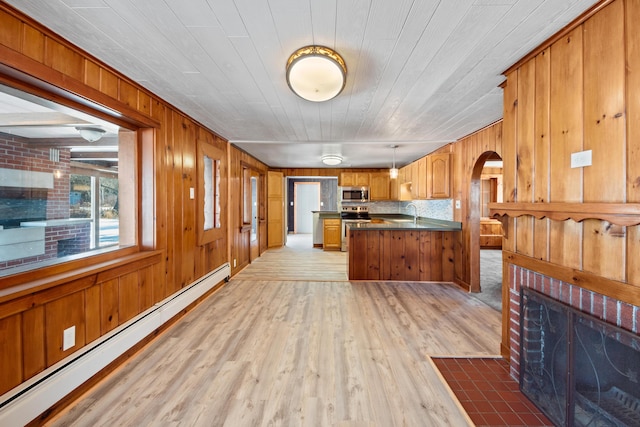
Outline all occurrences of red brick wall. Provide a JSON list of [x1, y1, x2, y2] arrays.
[[507, 265, 640, 379], [0, 136, 71, 219]]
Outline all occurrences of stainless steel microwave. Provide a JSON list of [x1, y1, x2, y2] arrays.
[[340, 186, 369, 202]]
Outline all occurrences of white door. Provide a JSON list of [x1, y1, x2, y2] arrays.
[[294, 182, 320, 234]]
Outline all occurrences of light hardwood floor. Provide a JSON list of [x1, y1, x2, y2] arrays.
[[48, 234, 501, 426]]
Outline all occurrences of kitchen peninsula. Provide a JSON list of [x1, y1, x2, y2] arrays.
[[347, 218, 461, 281]]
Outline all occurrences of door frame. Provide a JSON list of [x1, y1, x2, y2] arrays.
[[293, 182, 320, 234]]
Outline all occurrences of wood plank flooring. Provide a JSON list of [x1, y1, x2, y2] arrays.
[[48, 234, 501, 426]]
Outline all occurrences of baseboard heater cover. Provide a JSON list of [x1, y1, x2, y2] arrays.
[[0, 262, 230, 426]]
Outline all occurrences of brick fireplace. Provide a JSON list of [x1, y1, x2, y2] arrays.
[[507, 264, 640, 425], [507, 265, 639, 379]]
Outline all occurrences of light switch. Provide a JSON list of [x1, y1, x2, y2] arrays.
[[189, 187, 195, 199], [455, 200, 461, 209], [63, 326, 76, 351]]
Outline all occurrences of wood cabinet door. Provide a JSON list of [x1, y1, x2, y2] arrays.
[[370, 173, 390, 200], [428, 153, 451, 199], [339, 172, 356, 187], [355, 173, 370, 187], [323, 219, 341, 251]]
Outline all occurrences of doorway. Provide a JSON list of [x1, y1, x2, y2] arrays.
[[470, 152, 503, 311], [293, 182, 320, 234]]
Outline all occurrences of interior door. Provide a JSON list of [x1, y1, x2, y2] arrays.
[[294, 182, 320, 233], [267, 171, 285, 247], [250, 171, 260, 261]]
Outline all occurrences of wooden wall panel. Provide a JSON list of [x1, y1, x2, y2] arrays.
[[627, 0, 640, 284], [366, 231, 381, 280], [548, 29, 584, 270], [22, 25, 45, 63], [499, 0, 640, 308], [118, 272, 140, 324], [582, 1, 626, 280], [22, 306, 45, 379], [44, 39, 84, 82], [502, 72, 517, 255], [85, 285, 101, 343], [0, 9, 23, 51], [101, 279, 119, 334], [0, 314, 21, 394], [515, 60, 535, 257], [404, 231, 420, 281], [533, 49, 550, 261], [45, 292, 86, 365]]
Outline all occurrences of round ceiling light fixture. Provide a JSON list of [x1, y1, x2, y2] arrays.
[[75, 126, 106, 142], [321, 154, 343, 166], [286, 46, 347, 102]]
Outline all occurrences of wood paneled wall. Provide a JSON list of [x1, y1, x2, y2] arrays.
[[229, 146, 269, 276], [0, 3, 232, 397], [450, 122, 503, 291], [501, 0, 640, 300]]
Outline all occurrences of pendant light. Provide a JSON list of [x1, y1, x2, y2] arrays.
[[390, 145, 399, 179]]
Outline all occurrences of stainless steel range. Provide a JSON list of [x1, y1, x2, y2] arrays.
[[340, 205, 371, 251]]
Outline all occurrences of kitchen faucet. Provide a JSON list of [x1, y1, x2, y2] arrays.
[[407, 203, 418, 224]]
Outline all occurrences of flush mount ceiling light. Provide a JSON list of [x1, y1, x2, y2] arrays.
[[321, 154, 343, 166], [389, 145, 399, 179], [286, 46, 347, 102], [75, 126, 106, 142]]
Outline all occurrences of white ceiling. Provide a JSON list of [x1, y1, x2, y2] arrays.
[[4, 0, 600, 169]]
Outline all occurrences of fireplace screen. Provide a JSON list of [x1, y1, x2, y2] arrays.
[[520, 288, 640, 426]]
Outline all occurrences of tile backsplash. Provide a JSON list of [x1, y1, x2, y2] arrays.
[[365, 199, 454, 221]]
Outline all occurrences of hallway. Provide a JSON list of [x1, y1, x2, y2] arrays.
[[48, 237, 502, 426]]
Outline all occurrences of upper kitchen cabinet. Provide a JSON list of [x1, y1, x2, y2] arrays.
[[370, 172, 390, 200], [427, 153, 451, 199], [339, 172, 370, 187]]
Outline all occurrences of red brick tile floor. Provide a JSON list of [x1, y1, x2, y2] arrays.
[[432, 357, 554, 427]]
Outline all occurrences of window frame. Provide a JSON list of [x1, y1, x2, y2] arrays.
[[0, 76, 154, 290], [196, 139, 226, 246]]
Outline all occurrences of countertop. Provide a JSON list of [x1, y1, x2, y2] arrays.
[[311, 211, 340, 217], [346, 217, 461, 231]]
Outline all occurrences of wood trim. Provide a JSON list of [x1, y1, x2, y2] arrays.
[[0, 57, 158, 130], [503, 0, 615, 74], [489, 202, 640, 226], [0, 251, 162, 304], [502, 250, 640, 307]]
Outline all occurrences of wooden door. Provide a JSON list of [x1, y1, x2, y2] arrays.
[[267, 171, 284, 248]]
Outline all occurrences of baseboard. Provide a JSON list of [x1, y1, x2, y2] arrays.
[[0, 262, 230, 427]]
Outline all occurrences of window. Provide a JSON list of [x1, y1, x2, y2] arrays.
[[197, 140, 225, 245], [0, 84, 135, 275]]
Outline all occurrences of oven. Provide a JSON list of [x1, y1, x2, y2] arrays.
[[340, 186, 369, 202], [340, 206, 371, 251]]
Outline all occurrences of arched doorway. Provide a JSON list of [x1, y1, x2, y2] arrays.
[[469, 152, 503, 310]]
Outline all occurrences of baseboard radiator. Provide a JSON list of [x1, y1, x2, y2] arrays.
[[0, 262, 231, 426]]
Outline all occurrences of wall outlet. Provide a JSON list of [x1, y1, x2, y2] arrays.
[[455, 200, 461, 209], [189, 187, 195, 199], [571, 150, 592, 168], [63, 326, 76, 351], [233, 259, 237, 267]]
